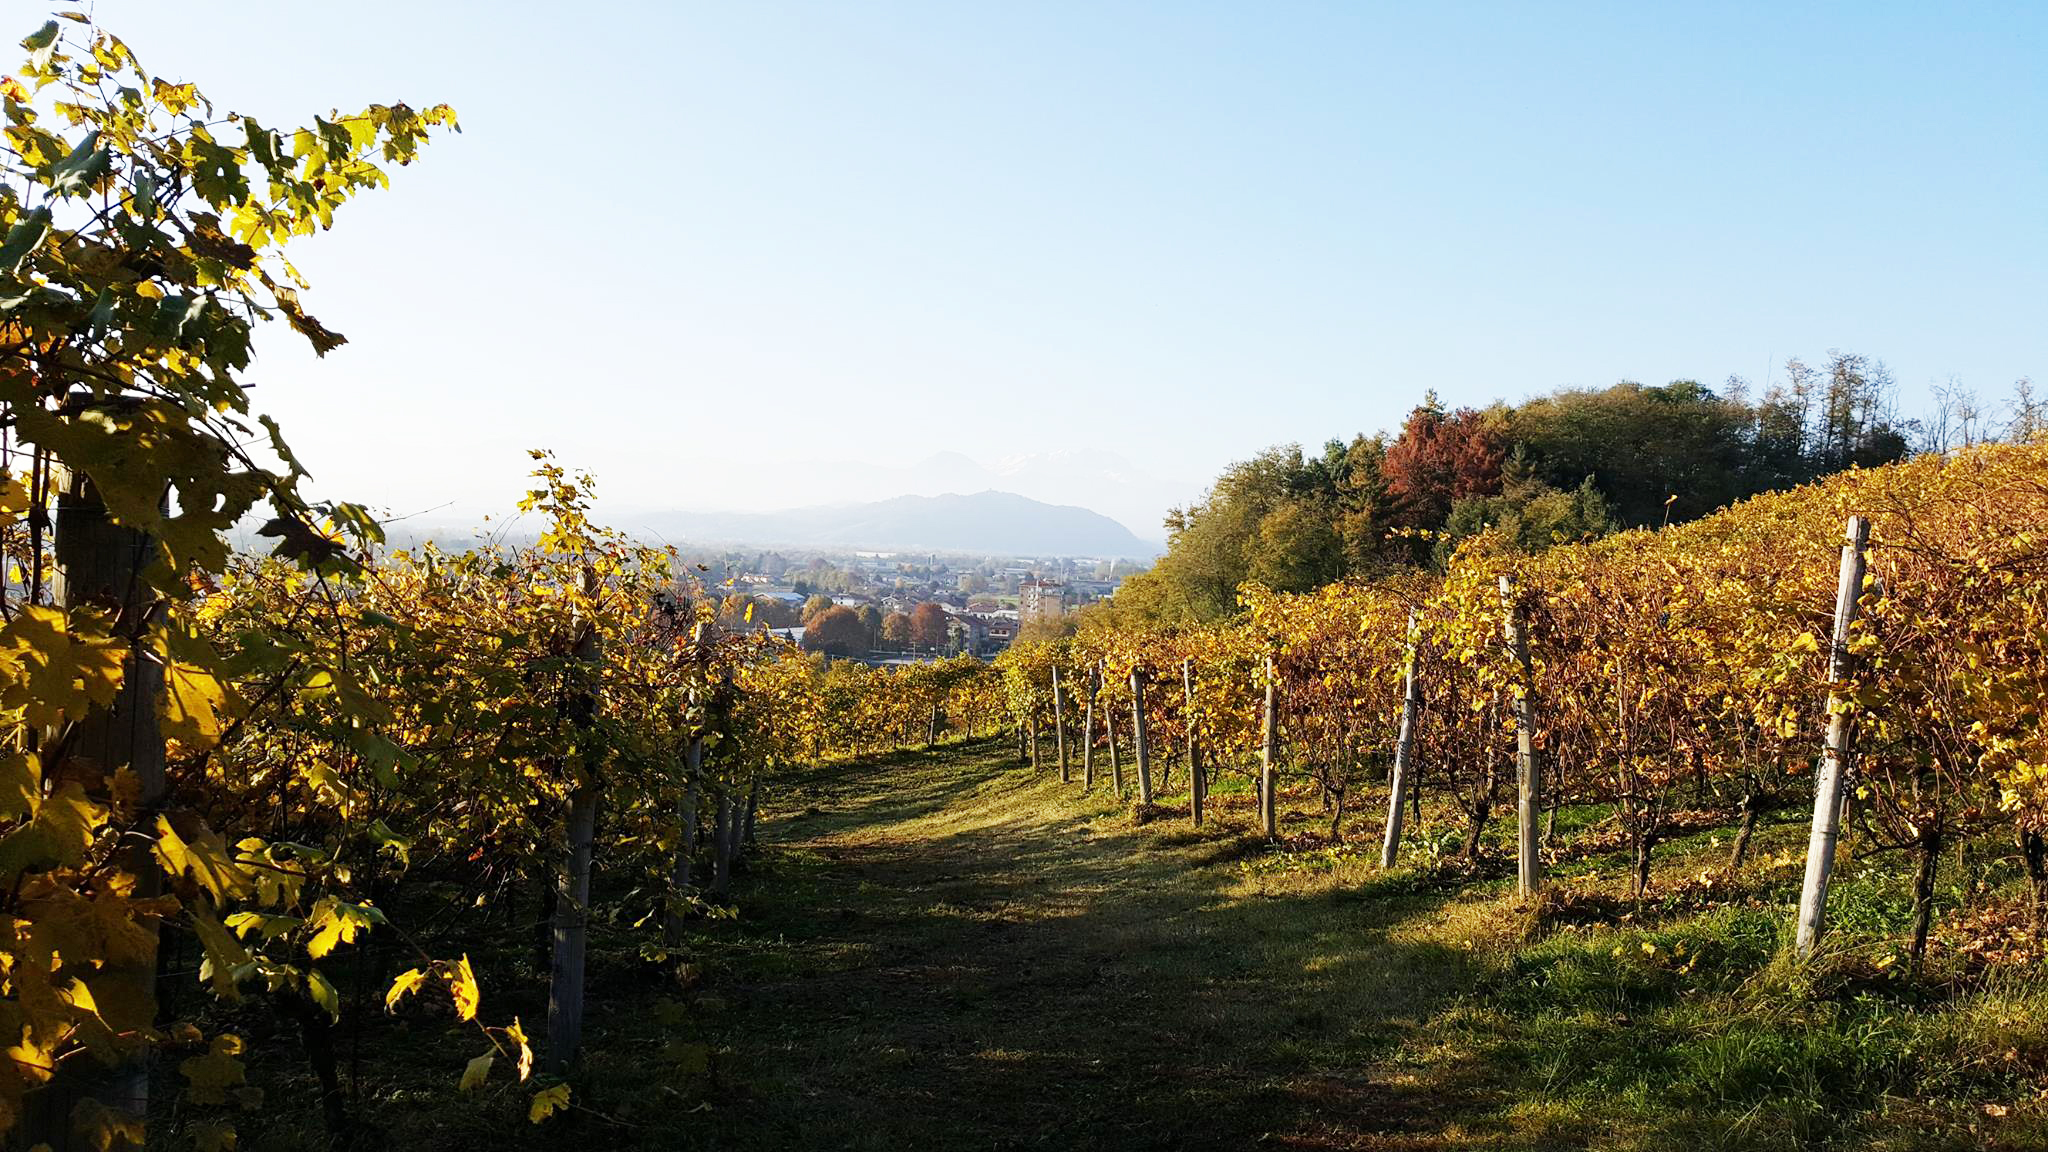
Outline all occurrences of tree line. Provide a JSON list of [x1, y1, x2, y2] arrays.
[[791, 596, 955, 657], [1114, 363, 2038, 627]]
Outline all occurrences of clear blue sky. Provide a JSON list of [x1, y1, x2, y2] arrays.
[[88, 2, 2047, 534]]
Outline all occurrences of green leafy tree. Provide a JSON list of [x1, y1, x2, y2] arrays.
[[1147, 445, 1341, 623], [1245, 498, 1343, 592], [1509, 380, 1752, 526], [1439, 451, 1617, 559]]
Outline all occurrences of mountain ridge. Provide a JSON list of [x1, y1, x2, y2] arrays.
[[629, 490, 1159, 558]]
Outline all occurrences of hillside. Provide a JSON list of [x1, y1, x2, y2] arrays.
[[631, 490, 1159, 558]]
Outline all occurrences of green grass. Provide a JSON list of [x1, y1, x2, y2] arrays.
[[212, 740, 2048, 1150]]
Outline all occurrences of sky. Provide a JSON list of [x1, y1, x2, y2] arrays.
[[80, 1, 2048, 538]]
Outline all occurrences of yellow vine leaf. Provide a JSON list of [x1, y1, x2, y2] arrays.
[[189, 901, 250, 998], [155, 816, 253, 903], [385, 968, 428, 1011], [0, 470, 28, 518], [0, 605, 126, 728], [22, 883, 157, 973], [163, 659, 238, 752], [504, 1017, 533, 1080], [0, 751, 38, 820], [0, 781, 98, 880], [180, 1035, 248, 1105], [529, 1082, 570, 1123], [451, 954, 481, 1021], [306, 969, 340, 1021], [68, 1100, 145, 1152]]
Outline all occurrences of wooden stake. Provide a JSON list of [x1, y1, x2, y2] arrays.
[[37, 466, 167, 1145], [547, 568, 604, 1074], [1261, 654, 1279, 840], [667, 624, 710, 945], [666, 737, 703, 946], [742, 777, 760, 846], [1108, 696, 1122, 795], [1052, 665, 1068, 783], [1131, 667, 1152, 805], [1499, 575, 1541, 898], [708, 791, 733, 896], [1796, 515, 1871, 955], [1382, 611, 1423, 869], [1081, 668, 1096, 791], [1184, 659, 1203, 827]]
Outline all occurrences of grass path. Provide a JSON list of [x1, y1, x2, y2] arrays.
[[304, 737, 2043, 1150], [680, 739, 1499, 1150]]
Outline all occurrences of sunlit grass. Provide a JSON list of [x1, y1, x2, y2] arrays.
[[283, 739, 2048, 1150]]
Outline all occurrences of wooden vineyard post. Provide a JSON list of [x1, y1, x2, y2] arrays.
[[667, 738, 702, 945], [1184, 659, 1204, 827], [34, 465, 168, 1146], [1159, 712, 1172, 795], [547, 567, 604, 1074], [709, 791, 734, 896], [1108, 695, 1123, 795], [667, 623, 710, 945], [1131, 667, 1153, 805], [1053, 665, 1069, 783], [1029, 711, 1040, 769], [1261, 654, 1279, 840], [1081, 667, 1097, 791], [1796, 515, 1871, 956], [927, 702, 939, 748], [728, 780, 750, 864], [743, 777, 760, 847], [1499, 575, 1542, 899], [1381, 611, 1423, 869]]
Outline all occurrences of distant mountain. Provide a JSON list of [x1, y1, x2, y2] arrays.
[[631, 491, 1157, 558], [899, 450, 1187, 540], [732, 450, 1188, 541]]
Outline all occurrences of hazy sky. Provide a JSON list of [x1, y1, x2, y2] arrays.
[[84, 2, 2046, 535]]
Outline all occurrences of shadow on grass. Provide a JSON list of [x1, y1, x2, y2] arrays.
[[237, 741, 2048, 1152], [767, 739, 1026, 841], [619, 742, 1500, 1152]]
